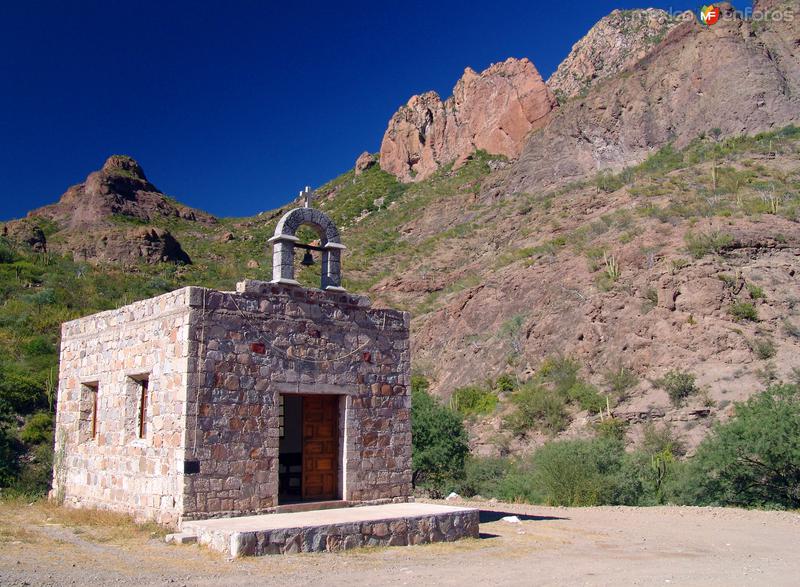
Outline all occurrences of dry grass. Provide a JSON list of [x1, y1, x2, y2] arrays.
[[0, 497, 169, 544]]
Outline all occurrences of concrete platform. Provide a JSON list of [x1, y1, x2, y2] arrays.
[[181, 503, 480, 557]]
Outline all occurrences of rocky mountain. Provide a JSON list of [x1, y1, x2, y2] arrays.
[[547, 9, 680, 100], [379, 58, 556, 182], [2, 4, 799, 464], [503, 3, 800, 196], [3, 155, 214, 265]]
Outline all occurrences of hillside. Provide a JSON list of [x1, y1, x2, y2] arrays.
[[1, 4, 799, 493]]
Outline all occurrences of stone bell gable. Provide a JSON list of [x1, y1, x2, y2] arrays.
[[52, 195, 412, 527], [269, 202, 346, 291]]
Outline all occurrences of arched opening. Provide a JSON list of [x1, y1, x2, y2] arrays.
[[269, 206, 346, 291]]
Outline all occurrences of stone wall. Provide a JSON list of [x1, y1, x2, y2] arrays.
[[53, 278, 412, 526], [181, 280, 412, 520], [53, 288, 194, 526]]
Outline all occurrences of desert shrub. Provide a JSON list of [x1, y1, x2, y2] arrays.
[[450, 385, 498, 417], [505, 383, 568, 436], [494, 374, 516, 393], [750, 337, 776, 360], [529, 438, 626, 506], [538, 355, 580, 396], [22, 336, 56, 357], [0, 366, 47, 414], [641, 421, 685, 457], [567, 381, 606, 413], [0, 244, 15, 264], [411, 376, 469, 494], [676, 384, 800, 509], [603, 366, 639, 400], [684, 231, 733, 259], [19, 411, 53, 445], [729, 301, 759, 322], [784, 319, 800, 339], [595, 172, 626, 193], [656, 369, 698, 407], [747, 283, 766, 299], [0, 400, 20, 486], [457, 456, 515, 498]]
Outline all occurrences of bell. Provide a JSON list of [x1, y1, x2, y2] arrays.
[[301, 250, 315, 267]]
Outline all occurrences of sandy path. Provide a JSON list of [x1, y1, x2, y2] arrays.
[[1, 499, 798, 586]]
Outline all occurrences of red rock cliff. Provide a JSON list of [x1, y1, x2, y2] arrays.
[[379, 58, 556, 182]]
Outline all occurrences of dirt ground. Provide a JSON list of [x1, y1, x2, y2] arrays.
[[1, 498, 798, 586]]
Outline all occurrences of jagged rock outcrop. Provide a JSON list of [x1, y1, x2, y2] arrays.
[[380, 58, 557, 182], [2, 221, 47, 253], [504, 3, 800, 196], [354, 151, 377, 175], [74, 227, 192, 265], [547, 8, 680, 99]]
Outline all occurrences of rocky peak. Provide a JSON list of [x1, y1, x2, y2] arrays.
[[34, 155, 216, 229], [547, 8, 681, 100], [379, 57, 556, 182], [101, 154, 147, 180], [3, 155, 214, 265]]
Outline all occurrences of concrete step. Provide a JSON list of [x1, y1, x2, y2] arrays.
[[181, 502, 479, 557]]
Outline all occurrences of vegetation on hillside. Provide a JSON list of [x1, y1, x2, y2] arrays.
[[413, 375, 800, 510], [1, 125, 799, 502]]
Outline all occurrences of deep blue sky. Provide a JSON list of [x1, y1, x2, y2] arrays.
[[1, 0, 709, 221]]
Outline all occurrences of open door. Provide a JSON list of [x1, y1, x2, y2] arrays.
[[302, 395, 339, 501]]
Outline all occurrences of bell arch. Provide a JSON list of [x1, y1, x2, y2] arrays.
[[269, 206, 346, 291]]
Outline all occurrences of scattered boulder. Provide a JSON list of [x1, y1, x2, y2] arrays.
[[3, 221, 47, 252], [354, 152, 377, 175]]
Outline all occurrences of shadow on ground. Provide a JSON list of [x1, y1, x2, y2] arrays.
[[478, 510, 569, 524]]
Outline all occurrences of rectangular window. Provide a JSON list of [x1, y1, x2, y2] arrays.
[[137, 377, 149, 439], [79, 382, 99, 443], [91, 387, 98, 439]]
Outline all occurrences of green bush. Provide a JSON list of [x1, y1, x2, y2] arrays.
[[0, 244, 15, 264], [656, 369, 698, 407], [729, 301, 759, 322], [603, 366, 639, 400], [685, 231, 733, 259], [494, 374, 516, 393], [0, 366, 47, 414], [19, 411, 53, 445], [457, 456, 515, 498], [411, 376, 469, 495], [0, 400, 20, 486], [595, 417, 628, 441], [750, 337, 776, 360], [539, 356, 580, 396], [450, 385, 498, 417], [567, 381, 606, 413], [676, 384, 800, 509], [529, 438, 625, 506], [747, 283, 766, 300], [505, 383, 568, 436]]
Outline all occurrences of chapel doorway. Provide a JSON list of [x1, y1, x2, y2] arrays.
[[278, 394, 340, 504]]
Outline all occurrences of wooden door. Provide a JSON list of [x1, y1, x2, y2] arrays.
[[302, 395, 339, 500]]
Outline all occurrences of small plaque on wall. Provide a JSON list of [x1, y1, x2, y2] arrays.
[[184, 460, 200, 475]]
